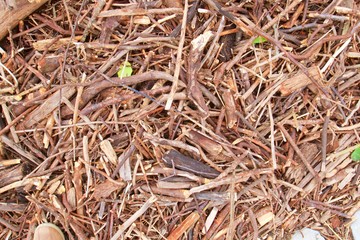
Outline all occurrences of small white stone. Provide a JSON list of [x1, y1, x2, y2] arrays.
[[291, 228, 325, 240], [351, 210, 360, 240]]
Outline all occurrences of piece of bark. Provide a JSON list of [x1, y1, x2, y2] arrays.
[[279, 66, 323, 96], [147, 166, 206, 184], [99, 17, 119, 44], [0, 164, 25, 188], [0, 0, 48, 41], [93, 179, 125, 201], [0, 202, 27, 212], [186, 129, 223, 155], [162, 149, 220, 179], [37, 55, 61, 73], [187, 31, 213, 117], [222, 89, 237, 128], [23, 86, 76, 128]]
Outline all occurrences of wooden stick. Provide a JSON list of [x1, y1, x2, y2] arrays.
[[0, 0, 49, 41], [167, 211, 200, 240]]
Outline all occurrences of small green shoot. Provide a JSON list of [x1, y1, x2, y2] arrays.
[[117, 61, 133, 79], [253, 36, 267, 44], [351, 147, 360, 162]]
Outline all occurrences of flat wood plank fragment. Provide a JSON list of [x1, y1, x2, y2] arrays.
[[256, 207, 274, 226], [279, 66, 323, 96]]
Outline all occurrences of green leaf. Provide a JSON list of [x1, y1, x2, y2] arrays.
[[351, 148, 360, 162], [117, 61, 133, 79], [253, 36, 267, 44]]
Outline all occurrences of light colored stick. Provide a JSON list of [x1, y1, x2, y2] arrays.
[[110, 196, 157, 240], [268, 102, 277, 170], [165, 0, 188, 110], [321, 37, 352, 73]]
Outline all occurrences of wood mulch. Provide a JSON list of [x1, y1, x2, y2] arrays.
[[0, 0, 359, 239]]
